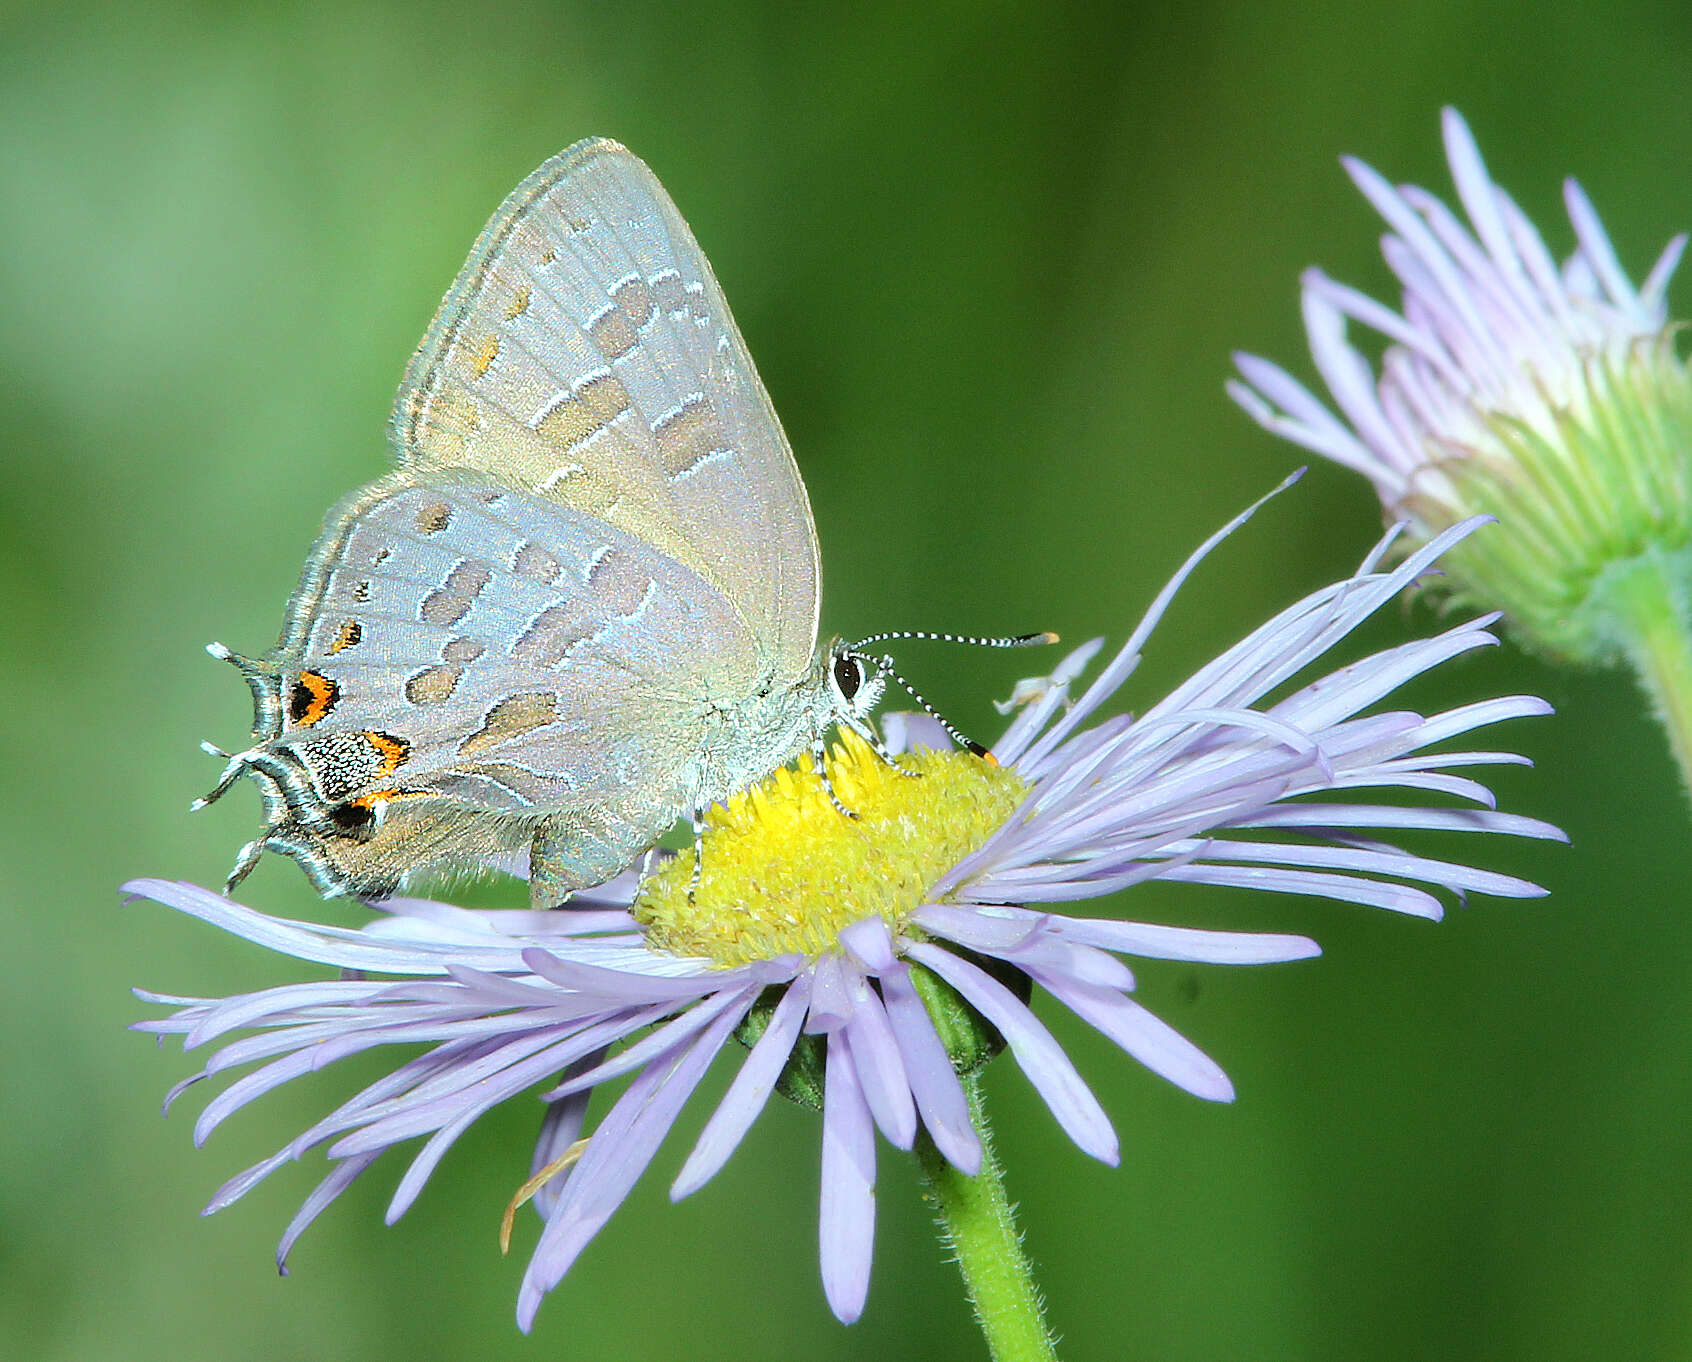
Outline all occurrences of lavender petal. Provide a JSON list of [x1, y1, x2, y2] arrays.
[[907, 943, 1118, 1164], [819, 1029, 876, 1325], [879, 965, 981, 1174], [517, 1000, 746, 1332], [672, 976, 811, 1199]]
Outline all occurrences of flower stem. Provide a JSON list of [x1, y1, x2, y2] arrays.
[[914, 1073, 1059, 1362], [1606, 548, 1692, 802]]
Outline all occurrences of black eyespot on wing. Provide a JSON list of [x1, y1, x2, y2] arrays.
[[328, 801, 377, 839], [833, 654, 863, 700]]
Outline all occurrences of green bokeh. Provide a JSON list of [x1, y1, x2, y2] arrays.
[[5, 2, 1691, 1358]]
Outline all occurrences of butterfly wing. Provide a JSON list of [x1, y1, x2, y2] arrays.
[[229, 473, 762, 895], [216, 141, 826, 899], [390, 137, 820, 679]]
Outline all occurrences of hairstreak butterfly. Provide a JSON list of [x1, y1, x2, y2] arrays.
[[196, 139, 1051, 907]]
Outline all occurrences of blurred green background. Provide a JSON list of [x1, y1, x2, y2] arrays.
[[5, 1, 1692, 1358]]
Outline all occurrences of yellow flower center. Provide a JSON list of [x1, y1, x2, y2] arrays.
[[634, 730, 1030, 967]]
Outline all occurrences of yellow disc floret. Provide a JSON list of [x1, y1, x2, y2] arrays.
[[634, 730, 1030, 967]]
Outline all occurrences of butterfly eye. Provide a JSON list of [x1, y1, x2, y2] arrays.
[[833, 654, 864, 701]]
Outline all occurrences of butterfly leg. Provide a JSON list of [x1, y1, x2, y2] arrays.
[[810, 732, 861, 821], [530, 815, 633, 911], [686, 805, 707, 901], [855, 722, 923, 778]]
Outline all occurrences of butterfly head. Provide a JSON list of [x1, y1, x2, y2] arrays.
[[824, 642, 889, 728], [825, 629, 1061, 761]]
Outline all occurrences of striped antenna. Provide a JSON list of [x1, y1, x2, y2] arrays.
[[849, 629, 1058, 650], [855, 650, 990, 758]]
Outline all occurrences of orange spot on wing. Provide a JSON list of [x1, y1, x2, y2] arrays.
[[347, 789, 398, 810], [346, 786, 434, 810], [469, 334, 500, 379], [290, 671, 339, 726], [363, 731, 412, 777]]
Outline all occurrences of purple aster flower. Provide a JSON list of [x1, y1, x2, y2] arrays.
[[132, 493, 1558, 1331], [1229, 107, 1692, 672]]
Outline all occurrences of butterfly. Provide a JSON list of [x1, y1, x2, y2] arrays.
[[197, 139, 1048, 908]]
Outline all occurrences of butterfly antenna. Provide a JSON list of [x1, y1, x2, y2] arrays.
[[850, 629, 1059, 651], [863, 652, 992, 760]]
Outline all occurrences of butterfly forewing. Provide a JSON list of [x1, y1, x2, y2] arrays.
[[390, 137, 820, 679]]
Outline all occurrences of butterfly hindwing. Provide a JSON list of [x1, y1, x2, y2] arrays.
[[229, 472, 762, 893]]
